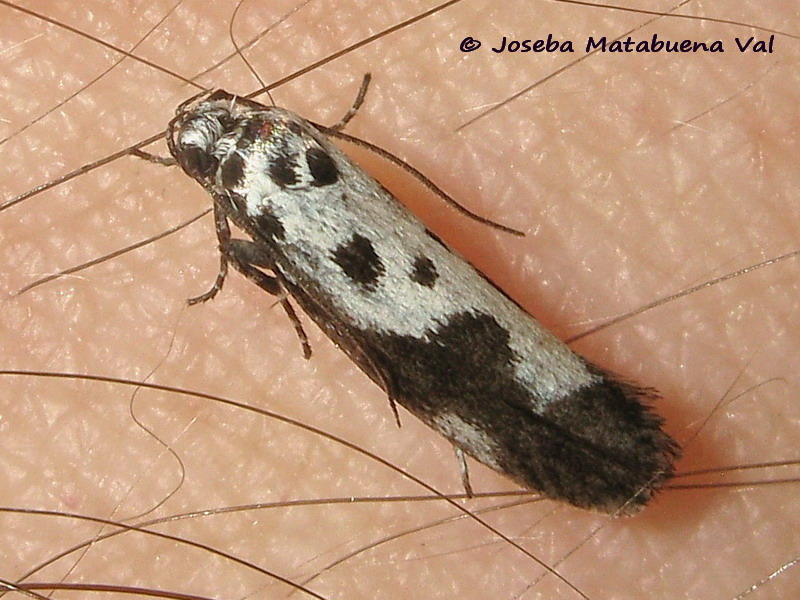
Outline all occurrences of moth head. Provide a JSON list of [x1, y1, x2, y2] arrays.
[[167, 90, 241, 182]]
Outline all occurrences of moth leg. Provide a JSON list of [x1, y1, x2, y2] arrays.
[[455, 447, 474, 498], [388, 396, 401, 428], [224, 239, 313, 360], [376, 378, 401, 428], [275, 293, 312, 360], [328, 73, 371, 132], [187, 203, 231, 305], [130, 148, 177, 167], [224, 240, 280, 292]]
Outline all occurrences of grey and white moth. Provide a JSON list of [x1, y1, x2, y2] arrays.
[[166, 89, 679, 514]]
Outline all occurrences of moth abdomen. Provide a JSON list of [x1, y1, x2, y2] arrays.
[[361, 310, 678, 513]]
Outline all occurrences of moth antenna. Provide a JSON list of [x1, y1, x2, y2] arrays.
[[229, 0, 267, 91], [319, 125, 525, 236], [227, 0, 315, 106]]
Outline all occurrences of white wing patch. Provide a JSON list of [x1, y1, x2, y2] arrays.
[[233, 120, 598, 405]]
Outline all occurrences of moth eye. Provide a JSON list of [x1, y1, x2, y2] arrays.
[[179, 145, 218, 179], [173, 107, 236, 179]]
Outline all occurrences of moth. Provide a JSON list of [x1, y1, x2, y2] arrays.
[[165, 87, 679, 514]]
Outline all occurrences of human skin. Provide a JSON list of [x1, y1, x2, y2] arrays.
[[1, 1, 799, 599]]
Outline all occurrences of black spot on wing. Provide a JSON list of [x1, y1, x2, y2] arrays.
[[307, 146, 339, 186], [269, 155, 299, 187], [372, 312, 517, 400], [223, 190, 284, 242], [410, 255, 438, 287], [361, 312, 677, 513], [287, 120, 303, 135], [332, 233, 384, 290], [220, 152, 245, 189]]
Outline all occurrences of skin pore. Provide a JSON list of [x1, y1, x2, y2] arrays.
[[2, 1, 799, 598]]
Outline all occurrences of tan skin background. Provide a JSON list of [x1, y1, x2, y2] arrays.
[[1, 1, 799, 598]]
